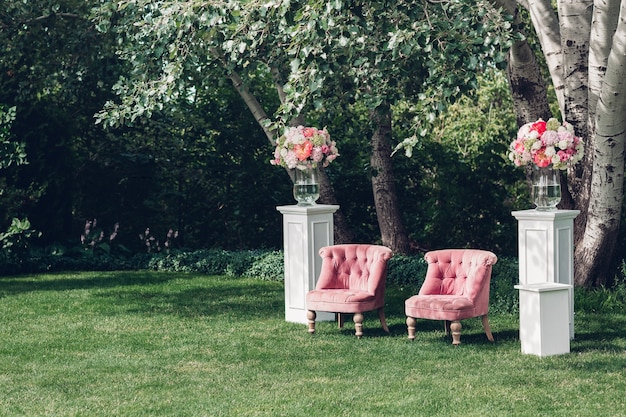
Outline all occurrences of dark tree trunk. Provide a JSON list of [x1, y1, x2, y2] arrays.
[[506, 41, 551, 125], [369, 103, 410, 254], [318, 168, 355, 244]]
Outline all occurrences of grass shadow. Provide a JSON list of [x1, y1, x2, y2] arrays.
[[96, 276, 285, 320], [0, 271, 180, 297], [570, 313, 626, 353]]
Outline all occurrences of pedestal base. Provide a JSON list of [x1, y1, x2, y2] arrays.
[[515, 283, 571, 357]]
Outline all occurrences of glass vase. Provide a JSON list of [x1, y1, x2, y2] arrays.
[[293, 165, 320, 206], [531, 165, 561, 211]]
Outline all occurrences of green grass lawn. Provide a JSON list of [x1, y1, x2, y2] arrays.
[[1, 271, 625, 417]]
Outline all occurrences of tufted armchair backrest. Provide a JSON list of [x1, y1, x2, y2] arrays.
[[315, 244, 393, 296], [418, 249, 497, 305]]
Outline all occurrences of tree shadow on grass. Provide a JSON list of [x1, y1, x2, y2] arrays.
[[570, 313, 626, 353], [96, 278, 285, 320], [541, 315, 626, 374], [0, 271, 179, 297], [0, 271, 286, 320]]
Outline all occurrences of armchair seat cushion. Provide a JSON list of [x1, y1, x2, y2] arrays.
[[405, 294, 475, 321], [307, 289, 378, 313]]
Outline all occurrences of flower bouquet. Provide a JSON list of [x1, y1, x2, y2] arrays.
[[508, 118, 583, 170], [270, 126, 339, 206], [509, 118, 584, 210], [270, 126, 339, 170]]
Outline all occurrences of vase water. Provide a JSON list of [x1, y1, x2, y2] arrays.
[[293, 165, 320, 206], [531, 165, 561, 211]]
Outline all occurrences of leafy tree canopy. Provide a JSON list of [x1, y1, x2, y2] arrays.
[[93, 0, 517, 138]]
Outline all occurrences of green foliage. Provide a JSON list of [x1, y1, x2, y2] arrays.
[[243, 250, 285, 281], [1, 0, 289, 252], [386, 254, 428, 288], [0, 246, 273, 278], [92, 0, 515, 132], [0, 105, 34, 262], [0, 105, 27, 169], [0, 217, 40, 253], [0, 0, 123, 246], [144, 249, 284, 280], [0, 217, 41, 273], [270, 0, 516, 125], [490, 257, 520, 315], [391, 70, 524, 255], [1, 0, 111, 104]]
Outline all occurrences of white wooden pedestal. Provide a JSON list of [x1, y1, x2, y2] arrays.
[[515, 283, 572, 357], [512, 209, 579, 356], [276, 204, 339, 324], [512, 209, 579, 340]]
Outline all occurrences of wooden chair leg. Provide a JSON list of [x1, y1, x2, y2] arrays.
[[337, 313, 345, 329], [307, 310, 316, 335], [406, 316, 417, 340], [444, 320, 451, 336], [482, 314, 495, 342], [353, 313, 364, 338], [378, 308, 390, 333], [450, 320, 462, 345]]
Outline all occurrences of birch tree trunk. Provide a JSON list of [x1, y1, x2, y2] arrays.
[[499, 0, 626, 287], [575, 2, 626, 286]]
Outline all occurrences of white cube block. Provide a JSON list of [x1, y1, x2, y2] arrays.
[[515, 283, 572, 357]]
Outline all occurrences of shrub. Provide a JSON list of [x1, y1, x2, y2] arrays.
[[145, 249, 228, 274], [243, 251, 284, 281], [386, 254, 427, 288], [490, 256, 520, 315], [142, 249, 280, 278]]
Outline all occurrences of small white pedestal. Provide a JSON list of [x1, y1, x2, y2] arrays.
[[512, 209, 579, 340], [276, 204, 339, 324], [515, 283, 572, 357]]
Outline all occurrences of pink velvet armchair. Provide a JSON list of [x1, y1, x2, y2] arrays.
[[405, 249, 497, 345], [306, 244, 393, 338]]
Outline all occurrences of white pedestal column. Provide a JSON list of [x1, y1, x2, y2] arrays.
[[276, 204, 339, 324], [515, 283, 572, 357], [512, 209, 579, 342]]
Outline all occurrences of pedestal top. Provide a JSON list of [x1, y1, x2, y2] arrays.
[[512, 209, 580, 221], [276, 204, 340, 215]]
